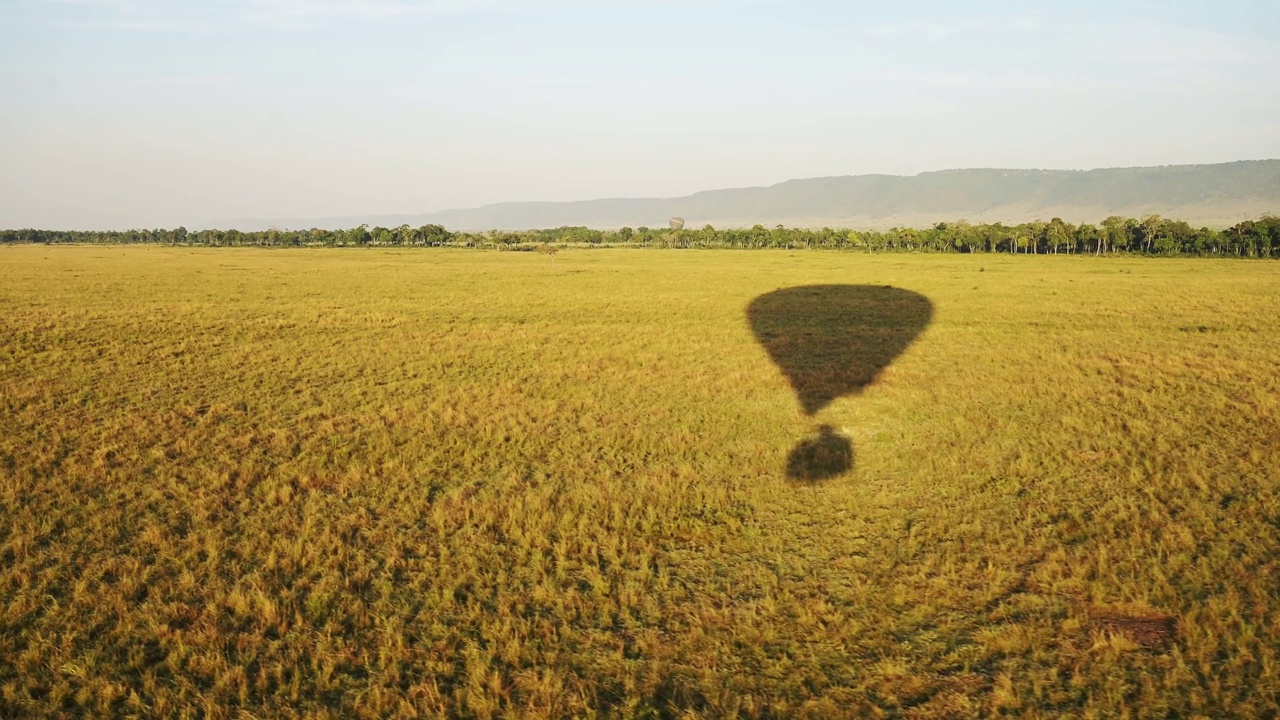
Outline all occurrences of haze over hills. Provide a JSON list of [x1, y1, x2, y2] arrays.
[[214, 160, 1280, 232]]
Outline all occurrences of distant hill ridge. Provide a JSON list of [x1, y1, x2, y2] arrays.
[[214, 160, 1280, 231]]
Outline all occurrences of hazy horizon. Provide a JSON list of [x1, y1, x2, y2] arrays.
[[3, 0, 1279, 230]]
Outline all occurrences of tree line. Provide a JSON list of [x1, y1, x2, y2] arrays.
[[3, 215, 1278, 257], [0, 224, 453, 248]]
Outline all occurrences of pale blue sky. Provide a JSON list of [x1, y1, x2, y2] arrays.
[[1, 0, 1277, 229]]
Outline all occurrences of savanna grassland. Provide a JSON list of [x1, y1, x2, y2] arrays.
[[2, 246, 1279, 718]]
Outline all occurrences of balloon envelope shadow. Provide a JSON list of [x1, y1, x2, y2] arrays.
[[748, 285, 934, 480]]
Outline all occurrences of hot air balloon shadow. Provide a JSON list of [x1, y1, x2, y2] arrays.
[[747, 285, 933, 481]]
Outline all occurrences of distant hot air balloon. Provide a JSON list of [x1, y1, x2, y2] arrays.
[[669, 217, 685, 230]]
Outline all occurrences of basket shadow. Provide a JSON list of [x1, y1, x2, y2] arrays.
[[785, 425, 855, 481]]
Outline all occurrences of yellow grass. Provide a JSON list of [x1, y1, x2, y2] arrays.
[[1, 245, 1279, 717]]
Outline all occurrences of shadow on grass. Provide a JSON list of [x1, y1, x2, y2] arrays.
[[747, 285, 934, 481]]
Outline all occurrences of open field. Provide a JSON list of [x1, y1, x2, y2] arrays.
[[2, 246, 1280, 717]]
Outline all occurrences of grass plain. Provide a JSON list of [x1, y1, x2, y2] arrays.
[[1, 246, 1279, 718]]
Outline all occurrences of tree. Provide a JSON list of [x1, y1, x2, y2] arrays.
[[1138, 215, 1164, 253], [1101, 216, 1130, 254], [346, 225, 370, 246], [1075, 223, 1101, 255], [419, 224, 451, 246], [1045, 218, 1071, 254]]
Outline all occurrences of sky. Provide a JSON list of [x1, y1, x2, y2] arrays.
[[1, 0, 1278, 229]]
